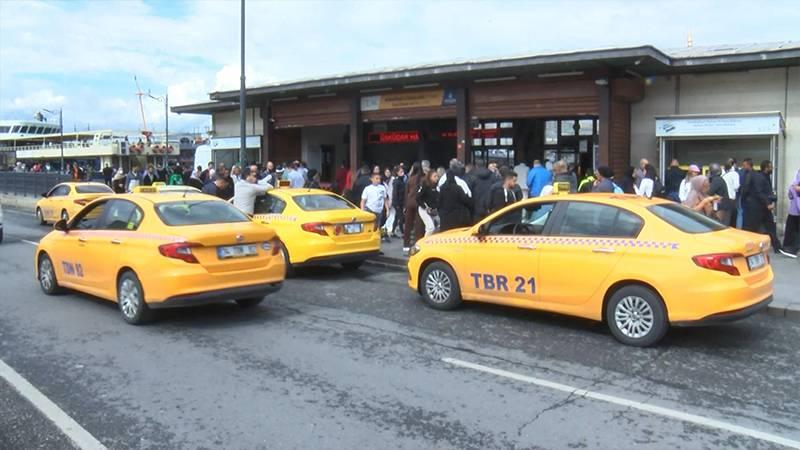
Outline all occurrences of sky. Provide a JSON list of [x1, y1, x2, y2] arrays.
[[1, 0, 798, 135]]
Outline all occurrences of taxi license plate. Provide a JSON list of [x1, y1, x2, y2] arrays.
[[344, 223, 363, 234], [217, 244, 257, 259], [747, 253, 766, 271]]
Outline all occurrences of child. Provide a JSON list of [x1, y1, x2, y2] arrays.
[[361, 173, 389, 241]]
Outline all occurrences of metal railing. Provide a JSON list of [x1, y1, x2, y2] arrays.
[[0, 172, 72, 197]]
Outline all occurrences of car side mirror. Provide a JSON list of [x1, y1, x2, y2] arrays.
[[41, 192, 48, 198], [54, 219, 69, 232]]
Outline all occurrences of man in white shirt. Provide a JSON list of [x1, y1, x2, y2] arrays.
[[722, 159, 741, 227], [361, 173, 389, 241], [437, 158, 472, 197], [288, 162, 305, 188], [513, 161, 530, 198], [233, 167, 272, 215]]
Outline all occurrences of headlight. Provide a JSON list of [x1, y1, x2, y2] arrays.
[[408, 244, 421, 256]]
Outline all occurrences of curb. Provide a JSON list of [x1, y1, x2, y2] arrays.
[[766, 304, 800, 320], [366, 255, 406, 271]]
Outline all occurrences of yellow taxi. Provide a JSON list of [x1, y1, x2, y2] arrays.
[[250, 188, 380, 274], [132, 182, 201, 195], [36, 182, 114, 224], [407, 193, 774, 346], [35, 192, 285, 324]]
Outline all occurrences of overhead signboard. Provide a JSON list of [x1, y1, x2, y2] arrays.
[[655, 113, 783, 138], [367, 131, 420, 144], [361, 89, 457, 112], [210, 135, 261, 150]]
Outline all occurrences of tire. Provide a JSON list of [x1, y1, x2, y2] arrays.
[[117, 271, 153, 325], [60, 210, 69, 222], [420, 262, 462, 310], [281, 245, 295, 278], [341, 260, 363, 271], [605, 285, 668, 347], [36, 208, 46, 225], [38, 253, 63, 295], [235, 297, 264, 308]]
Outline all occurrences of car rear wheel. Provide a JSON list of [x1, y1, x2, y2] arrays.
[[341, 261, 363, 271], [60, 210, 69, 222], [118, 271, 153, 325], [606, 285, 668, 347], [36, 208, 46, 225], [38, 253, 63, 295], [235, 298, 264, 308], [420, 262, 461, 310]]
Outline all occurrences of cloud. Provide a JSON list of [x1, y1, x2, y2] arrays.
[[6, 89, 66, 112]]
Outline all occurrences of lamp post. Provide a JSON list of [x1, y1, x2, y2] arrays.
[[41, 108, 64, 174], [147, 91, 169, 166], [239, 0, 247, 165]]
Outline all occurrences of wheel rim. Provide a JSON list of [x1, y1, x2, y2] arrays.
[[37, 209, 42, 221], [119, 278, 140, 319], [425, 269, 452, 303], [614, 295, 655, 339], [39, 258, 54, 291]]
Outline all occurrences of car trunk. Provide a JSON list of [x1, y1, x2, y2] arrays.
[[694, 228, 771, 284], [176, 222, 277, 273], [300, 209, 379, 243]]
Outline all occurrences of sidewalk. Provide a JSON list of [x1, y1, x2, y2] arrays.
[[371, 236, 800, 320]]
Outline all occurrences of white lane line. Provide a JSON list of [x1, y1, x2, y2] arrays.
[[22, 240, 40, 246], [0, 359, 107, 450], [442, 357, 800, 449], [3, 208, 36, 217]]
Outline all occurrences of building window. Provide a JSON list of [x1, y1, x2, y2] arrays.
[[544, 121, 558, 145], [560, 120, 576, 136], [484, 122, 498, 130], [500, 122, 513, 129], [500, 137, 513, 146], [578, 119, 594, 136]]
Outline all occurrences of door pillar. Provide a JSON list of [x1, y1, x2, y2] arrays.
[[455, 87, 469, 162], [597, 83, 611, 170], [349, 96, 362, 174], [261, 101, 274, 163]]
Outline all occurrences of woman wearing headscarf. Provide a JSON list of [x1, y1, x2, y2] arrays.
[[111, 169, 127, 193], [781, 168, 800, 256], [682, 175, 720, 218]]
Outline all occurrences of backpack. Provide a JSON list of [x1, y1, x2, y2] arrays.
[[612, 183, 624, 194], [652, 177, 666, 198]]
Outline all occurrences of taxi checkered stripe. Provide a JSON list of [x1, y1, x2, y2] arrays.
[[254, 214, 297, 222], [425, 235, 680, 250]]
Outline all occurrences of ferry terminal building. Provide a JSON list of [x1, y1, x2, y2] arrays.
[[173, 42, 800, 220]]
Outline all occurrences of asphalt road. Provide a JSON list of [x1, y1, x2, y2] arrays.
[[1, 208, 799, 449]]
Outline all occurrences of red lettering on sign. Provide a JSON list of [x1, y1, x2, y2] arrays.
[[367, 131, 420, 144]]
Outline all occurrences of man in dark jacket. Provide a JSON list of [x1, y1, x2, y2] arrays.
[[742, 160, 784, 254], [391, 167, 406, 237], [707, 163, 731, 224], [665, 159, 685, 202], [349, 165, 372, 205], [471, 163, 496, 222], [488, 170, 519, 214], [438, 170, 472, 231]]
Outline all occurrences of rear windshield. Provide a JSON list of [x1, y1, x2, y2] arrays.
[[75, 185, 113, 194], [293, 194, 354, 211], [155, 200, 250, 226], [648, 203, 726, 234]]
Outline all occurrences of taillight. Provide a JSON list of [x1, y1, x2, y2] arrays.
[[302, 222, 329, 236], [692, 253, 740, 276], [74, 199, 89, 206], [158, 242, 201, 264]]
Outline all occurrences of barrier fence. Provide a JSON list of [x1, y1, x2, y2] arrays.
[[0, 173, 72, 197]]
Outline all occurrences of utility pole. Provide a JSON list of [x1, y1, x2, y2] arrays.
[[59, 109, 64, 174], [239, 0, 247, 165], [165, 90, 169, 166]]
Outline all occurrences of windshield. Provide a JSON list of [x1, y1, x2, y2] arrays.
[[293, 194, 354, 211], [75, 184, 113, 194], [155, 200, 250, 226], [648, 203, 726, 234]]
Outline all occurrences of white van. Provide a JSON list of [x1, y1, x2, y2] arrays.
[[193, 144, 213, 169]]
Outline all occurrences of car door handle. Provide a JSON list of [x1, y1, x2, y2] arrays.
[[78, 237, 87, 243], [260, 221, 270, 225], [110, 239, 122, 245], [592, 247, 615, 254], [517, 244, 537, 250]]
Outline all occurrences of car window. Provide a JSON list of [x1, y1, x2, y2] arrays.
[[72, 202, 109, 230], [648, 203, 725, 234], [49, 185, 70, 197], [293, 194, 354, 211], [486, 202, 555, 236], [254, 194, 287, 215], [75, 184, 113, 194], [104, 200, 143, 230], [555, 202, 643, 238], [155, 200, 251, 226]]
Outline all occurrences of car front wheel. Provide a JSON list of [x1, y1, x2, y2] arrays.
[[38, 253, 62, 295], [36, 208, 46, 225], [420, 262, 462, 310], [118, 271, 153, 325], [606, 285, 668, 347]]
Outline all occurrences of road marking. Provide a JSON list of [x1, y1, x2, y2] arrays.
[[22, 240, 39, 246], [3, 208, 36, 217], [0, 359, 107, 450], [442, 357, 800, 449]]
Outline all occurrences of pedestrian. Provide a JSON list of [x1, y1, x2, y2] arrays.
[[527, 159, 553, 197], [141, 164, 156, 186], [722, 158, 741, 227], [391, 165, 406, 238], [102, 163, 113, 187], [781, 168, 800, 257], [618, 166, 636, 195], [707, 163, 732, 224], [633, 158, 649, 188], [470, 162, 495, 222], [513, 160, 530, 199], [438, 169, 473, 231], [437, 159, 472, 197], [336, 160, 349, 195], [216, 166, 234, 200], [200, 161, 215, 183], [592, 166, 615, 193], [349, 165, 372, 205], [381, 167, 395, 237], [634, 164, 656, 198], [679, 164, 700, 203], [416, 170, 440, 237], [111, 169, 126, 194], [360, 172, 390, 241], [126, 165, 141, 192], [421, 160, 431, 176], [488, 170, 519, 213], [683, 175, 719, 218], [168, 166, 184, 185], [202, 176, 231, 200], [233, 167, 270, 215], [552, 160, 577, 193], [287, 161, 305, 188], [743, 161, 790, 256], [305, 169, 321, 189], [230, 165, 241, 183], [403, 162, 423, 254]]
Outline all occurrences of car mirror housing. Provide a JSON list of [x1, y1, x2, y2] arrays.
[[41, 192, 48, 198], [54, 219, 69, 232]]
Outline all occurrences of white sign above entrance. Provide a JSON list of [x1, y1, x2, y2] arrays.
[[210, 136, 261, 150], [655, 113, 783, 138]]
